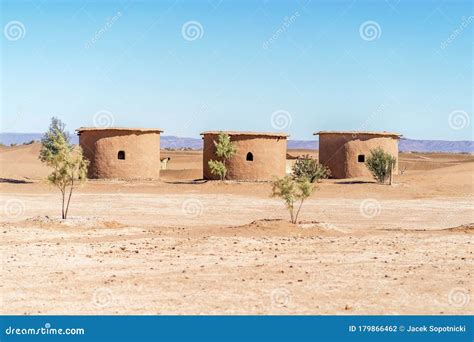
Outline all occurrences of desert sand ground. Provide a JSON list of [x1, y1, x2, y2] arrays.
[[0, 143, 473, 314]]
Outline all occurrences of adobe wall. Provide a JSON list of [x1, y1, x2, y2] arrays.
[[318, 133, 399, 179], [202, 134, 287, 181], [79, 130, 161, 179]]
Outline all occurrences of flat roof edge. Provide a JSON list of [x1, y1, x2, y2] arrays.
[[314, 131, 402, 137], [76, 127, 163, 133], [200, 131, 289, 138]]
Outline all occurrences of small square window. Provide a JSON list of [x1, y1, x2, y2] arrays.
[[358, 155, 365, 163], [118, 151, 125, 160]]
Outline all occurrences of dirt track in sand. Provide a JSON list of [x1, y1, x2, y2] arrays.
[[0, 144, 473, 314]]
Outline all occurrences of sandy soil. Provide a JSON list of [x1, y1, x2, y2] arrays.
[[0, 143, 473, 314]]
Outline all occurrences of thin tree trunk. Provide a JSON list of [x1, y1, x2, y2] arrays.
[[64, 178, 74, 220], [61, 188, 65, 219], [389, 162, 393, 185], [289, 202, 295, 224], [223, 159, 226, 181], [294, 199, 304, 224]]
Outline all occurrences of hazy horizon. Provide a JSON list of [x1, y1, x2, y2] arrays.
[[2, 131, 474, 154]]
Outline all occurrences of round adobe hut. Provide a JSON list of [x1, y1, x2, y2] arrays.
[[201, 131, 288, 181], [76, 127, 163, 179], [315, 131, 401, 179]]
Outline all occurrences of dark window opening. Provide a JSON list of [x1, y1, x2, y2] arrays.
[[118, 151, 125, 160], [358, 154, 365, 163], [246, 152, 253, 161]]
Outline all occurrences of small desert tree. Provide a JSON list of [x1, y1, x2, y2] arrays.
[[365, 147, 397, 185], [292, 155, 331, 183], [271, 176, 314, 224], [40, 116, 71, 154], [39, 118, 89, 219], [208, 132, 237, 181]]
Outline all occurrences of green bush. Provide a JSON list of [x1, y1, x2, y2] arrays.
[[208, 132, 236, 181], [271, 175, 314, 224], [365, 147, 397, 184], [213, 132, 236, 161], [292, 155, 331, 183], [208, 160, 227, 181]]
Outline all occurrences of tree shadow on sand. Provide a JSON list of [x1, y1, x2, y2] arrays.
[[162, 179, 208, 185], [333, 180, 376, 185], [0, 178, 34, 184]]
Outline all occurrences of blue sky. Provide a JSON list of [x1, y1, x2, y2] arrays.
[[1, 0, 472, 140]]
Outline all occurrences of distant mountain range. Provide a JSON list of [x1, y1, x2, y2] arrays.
[[288, 138, 474, 153], [1, 133, 472, 153]]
